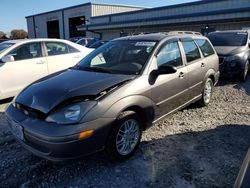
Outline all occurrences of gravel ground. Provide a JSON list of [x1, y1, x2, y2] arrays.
[[0, 77, 249, 188]]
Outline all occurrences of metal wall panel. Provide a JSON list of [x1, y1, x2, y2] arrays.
[[33, 11, 63, 38], [91, 4, 143, 17], [63, 5, 91, 39], [91, 0, 250, 26], [26, 17, 35, 38]]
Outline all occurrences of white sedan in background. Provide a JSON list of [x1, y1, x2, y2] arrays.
[[0, 39, 93, 100]]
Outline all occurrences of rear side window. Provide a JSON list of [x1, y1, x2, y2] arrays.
[[181, 41, 201, 63], [45, 42, 79, 56], [195, 39, 215, 57]]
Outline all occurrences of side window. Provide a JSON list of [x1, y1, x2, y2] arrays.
[[195, 39, 215, 57], [157, 41, 183, 67], [68, 45, 80, 53], [78, 39, 87, 46], [181, 41, 201, 63], [45, 42, 69, 56], [7, 42, 42, 61]]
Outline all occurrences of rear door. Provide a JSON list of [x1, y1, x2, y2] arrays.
[[150, 40, 189, 120], [44, 41, 83, 74], [0, 42, 48, 98], [180, 39, 205, 99]]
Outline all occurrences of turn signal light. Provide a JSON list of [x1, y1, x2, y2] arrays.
[[79, 130, 94, 139]]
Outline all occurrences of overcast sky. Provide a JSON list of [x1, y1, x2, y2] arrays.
[[0, 0, 199, 33]]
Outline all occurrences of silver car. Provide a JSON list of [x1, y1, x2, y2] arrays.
[[6, 33, 219, 161]]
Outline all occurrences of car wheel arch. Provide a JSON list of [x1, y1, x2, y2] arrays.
[[102, 95, 155, 130], [203, 69, 216, 86]]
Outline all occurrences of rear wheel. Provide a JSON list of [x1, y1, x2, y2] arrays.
[[106, 111, 142, 161], [240, 61, 249, 82], [199, 78, 213, 107]]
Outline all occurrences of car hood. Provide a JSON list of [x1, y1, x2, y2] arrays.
[[15, 69, 135, 114], [214, 46, 247, 56]]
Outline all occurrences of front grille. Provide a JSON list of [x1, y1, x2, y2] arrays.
[[16, 103, 46, 120]]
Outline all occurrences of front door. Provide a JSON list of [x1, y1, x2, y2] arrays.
[[0, 42, 48, 99], [150, 41, 189, 120]]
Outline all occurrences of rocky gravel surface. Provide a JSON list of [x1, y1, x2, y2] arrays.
[[0, 77, 249, 188]]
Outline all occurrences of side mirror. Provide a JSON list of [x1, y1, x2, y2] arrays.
[[157, 65, 177, 75], [1, 55, 15, 63], [149, 65, 177, 85]]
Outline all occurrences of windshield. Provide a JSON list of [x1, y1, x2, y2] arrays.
[[0, 43, 14, 53], [208, 32, 248, 46], [76, 40, 157, 75]]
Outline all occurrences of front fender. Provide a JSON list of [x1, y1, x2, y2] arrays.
[[102, 95, 155, 126]]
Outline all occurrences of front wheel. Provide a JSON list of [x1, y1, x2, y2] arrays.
[[106, 111, 142, 161], [199, 78, 213, 107]]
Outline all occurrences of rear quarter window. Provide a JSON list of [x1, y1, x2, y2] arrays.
[[195, 39, 215, 57]]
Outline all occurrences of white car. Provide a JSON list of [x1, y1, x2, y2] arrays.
[[0, 38, 93, 100]]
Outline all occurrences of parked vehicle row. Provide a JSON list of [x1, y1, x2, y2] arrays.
[[5, 33, 219, 161], [69, 37, 108, 49], [69, 37, 99, 48], [1, 30, 249, 162], [0, 39, 93, 100]]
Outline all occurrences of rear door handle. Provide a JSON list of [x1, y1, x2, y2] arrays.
[[179, 72, 184, 78], [74, 55, 81, 58], [201, 62, 205, 68], [36, 60, 46, 64]]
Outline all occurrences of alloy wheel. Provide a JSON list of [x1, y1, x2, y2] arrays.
[[116, 119, 140, 156]]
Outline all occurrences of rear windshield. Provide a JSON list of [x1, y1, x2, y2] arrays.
[[0, 43, 14, 53], [208, 32, 248, 46]]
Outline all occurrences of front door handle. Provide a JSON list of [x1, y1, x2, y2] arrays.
[[179, 72, 184, 78], [201, 62, 205, 68]]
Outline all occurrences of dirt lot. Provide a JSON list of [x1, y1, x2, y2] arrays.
[[0, 77, 249, 188]]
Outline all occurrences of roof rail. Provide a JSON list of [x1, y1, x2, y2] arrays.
[[167, 31, 202, 35]]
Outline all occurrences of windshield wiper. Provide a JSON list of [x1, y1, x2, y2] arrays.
[[79, 66, 112, 73]]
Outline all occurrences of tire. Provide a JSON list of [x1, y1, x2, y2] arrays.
[[199, 78, 213, 107], [240, 61, 249, 82], [105, 111, 142, 161]]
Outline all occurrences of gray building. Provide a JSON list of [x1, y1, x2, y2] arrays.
[[26, 0, 250, 40], [26, 2, 144, 39]]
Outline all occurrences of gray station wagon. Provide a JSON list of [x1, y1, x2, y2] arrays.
[[6, 33, 219, 161]]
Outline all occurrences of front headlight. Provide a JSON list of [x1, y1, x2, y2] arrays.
[[224, 52, 245, 62], [224, 55, 241, 62], [64, 105, 81, 121], [46, 101, 97, 124]]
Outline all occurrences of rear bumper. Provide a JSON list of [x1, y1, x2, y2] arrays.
[[5, 104, 115, 161]]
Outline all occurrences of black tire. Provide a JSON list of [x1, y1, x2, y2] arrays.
[[199, 78, 213, 107], [240, 61, 249, 82], [105, 111, 142, 161]]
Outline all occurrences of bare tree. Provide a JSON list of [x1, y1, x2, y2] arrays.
[[10, 29, 28, 39], [0, 31, 7, 39]]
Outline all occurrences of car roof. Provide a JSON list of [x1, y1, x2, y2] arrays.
[[114, 32, 206, 42], [209, 30, 249, 34], [1, 38, 71, 45]]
